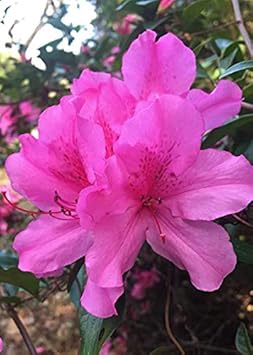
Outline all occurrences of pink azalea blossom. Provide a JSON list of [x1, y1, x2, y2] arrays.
[[158, 0, 175, 12], [114, 14, 140, 35], [0, 337, 3, 352], [5, 30, 245, 315], [99, 340, 111, 355], [78, 95, 253, 317]]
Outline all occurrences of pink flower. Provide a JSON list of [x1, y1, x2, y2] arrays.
[[6, 71, 135, 277], [0, 337, 3, 352], [78, 95, 253, 317], [158, 0, 175, 12], [19, 101, 40, 123], [35, 346, 46, 354], [99, 340, 111, 355], [5, 95, 105, 277], [103, 55, 116, 68], [0, 105, 14, 136], [5, 30, 245, 315], [81, 45, 90, 55], [111, 46, 120, 55], [114, 14, 140, 35], [131, 268, 160, 299]]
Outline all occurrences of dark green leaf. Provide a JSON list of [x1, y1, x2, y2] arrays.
[[235, 323, 253, 355], [220, 60, 253, 78], [136, 0, 158, 5], [231, 238, 253, 265], [202, 114, 253, 148], [150, 346, 171, 354], [0, 296, 21, 304], [183, 0, 209, 23], [0, 267, 39, 296], [79, 310, 103, 355]]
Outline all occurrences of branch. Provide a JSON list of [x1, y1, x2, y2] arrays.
[[231, 0, 253, 58], [6, 305, 37, 355]]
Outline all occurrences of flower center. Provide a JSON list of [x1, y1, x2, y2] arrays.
[[141, 195, 166, 243]]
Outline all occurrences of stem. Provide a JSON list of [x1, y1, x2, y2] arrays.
[[231, 0, 253, 58], [6, 305, 37, 355], [232, 214, 253, 228], [164, 272, 185, 355]]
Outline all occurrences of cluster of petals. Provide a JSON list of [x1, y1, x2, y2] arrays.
[[6, 30, 253, 318], [131, 268, 160, 300]]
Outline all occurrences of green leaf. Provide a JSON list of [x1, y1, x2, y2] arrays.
[[0, 296, 21, 304], [0, 252, 18, 268], [79, 309, 121, 355], [116, 0, 134, 11], [231, 238, 253, 265], [235, 323, 253, 355], [136, 0, 158, 5], [0, 267, 39, 296], [220, 60, 253, 78], [202, 114, 253, 148], [183, 0, 209, 23], [79, 310, 103, 355], [150, 346, 171, 354]]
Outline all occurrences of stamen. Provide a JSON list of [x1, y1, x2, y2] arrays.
[[150, 209, 166, 244], [1, 191, 79, 221]]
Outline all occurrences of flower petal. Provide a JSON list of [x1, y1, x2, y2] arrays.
[[13, 215, 93, 277], [167, 149, 253, 221], [81, 278, 124, 318], [82, 203, 146, 288], [147, 213, 236, 291], [187, 80, 242, 131], [122, 30, 196, 100], [114, 95, 203, 197]]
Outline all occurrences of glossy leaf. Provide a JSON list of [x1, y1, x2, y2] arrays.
[[235, 323, 253, 355], [183, 0, 209, 23], [0, 267, 39, 296], [231, 238, 253, 265], [202, 114, 253, 148], [220, 60, 253, 79]]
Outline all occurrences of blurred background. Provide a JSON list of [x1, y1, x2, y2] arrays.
[[0, 0, 253, 354]]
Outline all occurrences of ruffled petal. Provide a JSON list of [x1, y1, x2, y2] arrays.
[[167, 149, 253, 221], [147, 212, 236, 291], [81, 278, 124, 318], [187, 80, 242, 131], [122, 30, 196, 100], [13, 215, 93, 276]]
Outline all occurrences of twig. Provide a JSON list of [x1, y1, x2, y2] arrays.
[[232, 213, 253, 228], [164, 277, 185, 355], [242, 101, 253, 111], [6, 305, 37, 355], [191, 20, 239, 37], [25, 0, 50, 49], [231, 0, 253, 58]]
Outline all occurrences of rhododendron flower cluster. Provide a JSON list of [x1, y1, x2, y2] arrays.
[[114, 14, 140, 35], [6, 30, 253, 318]]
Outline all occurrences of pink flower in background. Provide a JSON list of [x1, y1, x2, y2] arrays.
[[131, 268, 160, 300], [99, 340, 111, 355], [80, 45, 90, 55], [79, 95, 253, 317], [0, 337, 3, 352], [111, 46, 120, 55], [158, 0, 175, 12], [19, 101, 40, 123], [114, 14, 140, 35], [0, 105, 14, 136]]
